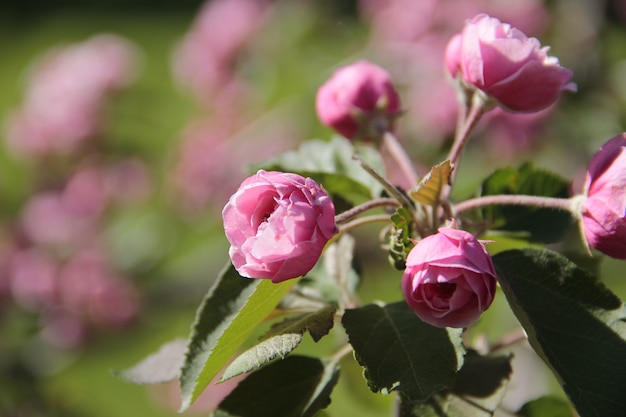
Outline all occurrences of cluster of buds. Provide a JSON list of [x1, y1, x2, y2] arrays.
[[221, 13, 624, 332]]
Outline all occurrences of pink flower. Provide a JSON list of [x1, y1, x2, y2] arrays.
[[582, 134, 626, 259], [222, 170, 336, 283], [401, 227, 497, 328], [445, 14, 575, 112], [316, 60, 401, 141], [4, 34, 139, 158]]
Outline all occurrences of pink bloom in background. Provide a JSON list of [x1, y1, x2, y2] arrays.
[[4, 34, 139, 158], [316, 60, 401, 141], [7, 249, 59, 312], [445, 14, 575, 113], [402, 227, 497, 328], [223, 170, 336, 283], [582, 134, 626, 259], [172, 0, 269, 103], [173, 120, 294, 210], [57, 249, 138, 327], [20, 191, 98, 251]]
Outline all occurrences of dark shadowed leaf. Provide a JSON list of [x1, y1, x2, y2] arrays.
[[218, 355, 339, 417], [398, 350, 512, 417], [493, 248, 626, 417], [114, 339, 187, 384], [256, 135, 386, 206], [221, 305, 336, 381], [179, 264, 296, 411], [480, 163, 573, 243], [342, 302, 465, 401]]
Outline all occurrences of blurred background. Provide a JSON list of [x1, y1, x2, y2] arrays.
[[1, 0, 626, 416]]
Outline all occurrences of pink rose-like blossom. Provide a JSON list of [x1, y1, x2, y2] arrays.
[[316, 60, 401, 141], [445, 14, 575, 113], [582, 134, 626, 259], [223, 170, 336, 283], [402, 227, 497, 328]]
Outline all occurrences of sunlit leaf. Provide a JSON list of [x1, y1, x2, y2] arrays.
[[409, 160, 453, 206], [221, 305, 336, 381], [218, 355, 340, 417], [179, 264, 296, 411], [342, 302, 465, 401], [114, 339, 187, 384], [480, 163, 573, 243], [493, 248, 626, 417], [256, 135, 386, 206]]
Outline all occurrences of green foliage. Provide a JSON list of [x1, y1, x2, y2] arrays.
[[178, 264, 296, 411], [114, 339, 187, 384], [399, 350, 513, 417], [409, 160, 453, 206], [493, 248, 626, 417], [220, 305, 337, 381], [341, 302, 465, 401], [388, 206, 416, 270], [216, 355, 340, 417], [480, 164, 573, 243], [257, 135, 386, 207]]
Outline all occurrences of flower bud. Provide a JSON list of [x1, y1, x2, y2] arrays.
[[315, 60, 401, 141], [222, 170, 336, 283], [445, 14, 575, 113], [401, 227, 497, 328], [582, 134, 626, 259]]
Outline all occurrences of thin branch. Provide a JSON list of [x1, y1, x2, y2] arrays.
[[334, 198, 400, 224], [453, 194, 578, 214]]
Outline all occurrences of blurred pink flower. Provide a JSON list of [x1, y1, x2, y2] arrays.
[[316, 60, 401, 141], [57, 249, 139, 327], [223, 170, 336, 282], [105, 158, 152, 204], [40, 310, 90, 349], [20, 191, 98, 250], [4, 34, 140, 158], [173, 119, 294, 210], [172, 0, 269, 103], [7, 249, 59, 312]]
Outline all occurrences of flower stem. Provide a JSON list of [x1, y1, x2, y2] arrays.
[[454, 194, 578, 214], [335, 198, 399, 225], [337, 214, 392, 235], [382, 131, 418, 188], [447, 92, 488, 173], [352, 154, 414, 208]]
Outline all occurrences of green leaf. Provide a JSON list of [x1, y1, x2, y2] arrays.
[[218, 355, 340, 417], [256, 135, 386, 206], [399, 350, 512, 417], [493, 248, 626, 417], [221, 305, 337, 381], [480, 163, 573, 243], [113, 339, 187, 384], [341, 302, 465, 401], [517, 396, 574, 417], [409, 160, 453, 206], [388, 206, 416, 270], [292, 234, 360, 307], [179, 264, 296, 411]]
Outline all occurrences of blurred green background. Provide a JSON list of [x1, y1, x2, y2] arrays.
[[1, 0, 626, 416]]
